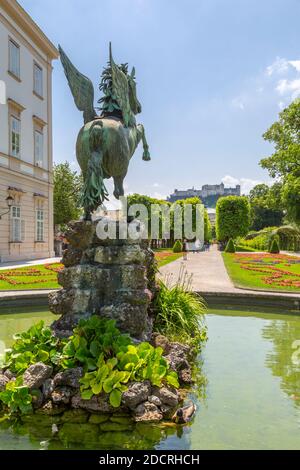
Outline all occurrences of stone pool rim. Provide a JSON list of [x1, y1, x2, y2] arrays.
[[0, 288, 299, 312]]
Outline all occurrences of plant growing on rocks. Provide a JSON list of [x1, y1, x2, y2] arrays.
[[61, 317, 132, 371], [154, 266, 207, 347], [0, 377, 32, 414], [1, 316, 180, 415], [4, 321, 64, 375]]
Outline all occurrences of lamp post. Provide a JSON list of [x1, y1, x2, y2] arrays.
[[0, 195, 14, 220]]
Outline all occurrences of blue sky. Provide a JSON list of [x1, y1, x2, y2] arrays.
[[21, 0, 300, 203]]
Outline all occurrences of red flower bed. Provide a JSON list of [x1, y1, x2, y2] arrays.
[[232, 253, 300, 288], [0, 263, 63, 286]]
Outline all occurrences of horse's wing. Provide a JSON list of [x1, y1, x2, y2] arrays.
[[110, 43, 133, 127], [59, 45, 96, 124]]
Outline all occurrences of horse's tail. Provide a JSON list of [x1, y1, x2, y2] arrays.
[[79, 121, 109, 216]]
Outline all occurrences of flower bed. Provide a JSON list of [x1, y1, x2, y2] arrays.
[[223, 253, 300, 292], [0, 263, 63, 290]]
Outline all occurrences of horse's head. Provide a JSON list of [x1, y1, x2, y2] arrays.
[[128, 67, 142, 115]]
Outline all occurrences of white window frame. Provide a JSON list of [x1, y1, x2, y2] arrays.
[[33, 62, 43, 97], [34, 130, 43, 167], [8, 39, 20, 79], [36, 209, 44, 242], [11, 206, 24, 242], [10, 116, 21, 158]]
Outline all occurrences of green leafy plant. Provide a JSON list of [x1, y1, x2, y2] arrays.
[[154, 266, 207, 347], [61, 317, 131, 371], [4, 321, 62, 375], [0, 378, 32, 414], [172, 240, 183, 253], [80, 342, 179, 408], [225, 238, 236, 253]]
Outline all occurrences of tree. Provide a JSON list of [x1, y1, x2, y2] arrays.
[[53, 162, 83, 226], [225, 238, 235, 253], [260, 99, 300, 225], [249, 183, 284, 230], [261, 100, 300, 179], [281, 175, 300, 225], [216, 196, 250, 242]]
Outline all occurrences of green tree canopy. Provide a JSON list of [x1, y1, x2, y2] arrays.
[[260, 99, 300, 225], [261, 99, 300, 179], [53, 162, 83, 226], [216, 196, 250, 242]]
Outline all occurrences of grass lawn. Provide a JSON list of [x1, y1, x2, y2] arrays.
[[154, 249, 183, 268], [0, 250, 181, 290], [0, 264, 62, 290], [223, 252, 300, 293]]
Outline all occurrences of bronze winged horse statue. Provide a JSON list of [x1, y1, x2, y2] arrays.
[[59, 44, 150, 220]]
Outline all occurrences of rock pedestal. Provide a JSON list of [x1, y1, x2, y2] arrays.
[[49, 219, 157, 340]]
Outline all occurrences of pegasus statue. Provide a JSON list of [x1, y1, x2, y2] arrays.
[[59, 44, 151, 220]]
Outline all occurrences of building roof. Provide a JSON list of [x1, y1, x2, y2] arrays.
[[1, 0, 58, 60]]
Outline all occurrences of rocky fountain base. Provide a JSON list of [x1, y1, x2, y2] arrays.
[[0, 219, 197, 430], [49, 219, 156, 340]]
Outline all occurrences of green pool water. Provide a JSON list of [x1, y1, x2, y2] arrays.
[[0, 307, 299, 450]]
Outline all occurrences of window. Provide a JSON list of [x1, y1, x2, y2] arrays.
[[11, 206, 24, 242], [33, 63, 43, 97], [36, 209, 44, 242], [8, 39, 20, 78], [11, 116, 21, 158], [34, 130, 43, 166]]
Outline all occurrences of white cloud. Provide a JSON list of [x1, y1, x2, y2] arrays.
[[151, 191, 168, 200], [153, 182, 161, 188], [222, 175, 240, 187], [289, 60, 300, 72], [276, 78, 300, 99], [266, 57, 290, 76], [222, 175, 270, 195]]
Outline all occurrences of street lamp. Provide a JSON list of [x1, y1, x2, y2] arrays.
[[0, 195, 14, 220]]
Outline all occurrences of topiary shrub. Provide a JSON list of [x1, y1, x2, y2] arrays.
[[269, 238, 280, 254], [173, 240, 183, 253], [225, 238, 236, 253], [216, 196, 250, 242]]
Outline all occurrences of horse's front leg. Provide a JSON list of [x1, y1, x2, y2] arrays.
[[137, 124, 151, 161]]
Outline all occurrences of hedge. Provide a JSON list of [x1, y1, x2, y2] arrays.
[[216, 196, 250, 242]]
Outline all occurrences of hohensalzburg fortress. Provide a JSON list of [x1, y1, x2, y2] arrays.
[[167, 183, 241, 203]]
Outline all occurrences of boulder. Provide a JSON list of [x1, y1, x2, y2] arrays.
[[3, 370, 15, 381], [151, 334, 171, 354], [178, 368, 193, 384], [165, 342, 191, 372], [51, 386, 74, 405], [53, 367, 83, 389], [71, 393, 114, 413], [121, 381, 151, 410], [62, 247, 83, 268], [23, 363, 53, 390], [42, 378, 54, 400], [148, 395, 162, 407], [152, 386, 179, 407], [0, 374, 9, 391], [133, 401, 163, 422]]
